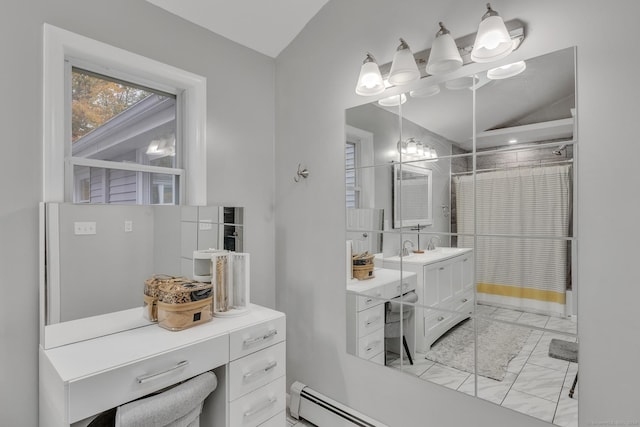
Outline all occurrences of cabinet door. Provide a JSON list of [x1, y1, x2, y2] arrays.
[[461, 253, 473, 292], [451, 257, 464, 297], [437, 262, 453, 305], [423, 265, 438, 306]]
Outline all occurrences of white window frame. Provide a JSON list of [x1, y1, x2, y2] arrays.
[[345, 125, 375, 209], [43, 23, 207, 205]]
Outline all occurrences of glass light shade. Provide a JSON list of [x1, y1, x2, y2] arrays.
[[426, 33, 463, 75], [388, 41, 420, 86], [429, 147, 438, 159], [471, 15, 514, 63], [397, 140, 407, 154], [416, 142, 424, 156], [378, 93, 407, 107], [406, 138, 417, 154], [487, 60, 526, 80], [355, 60, 385, 96], [410, 84, 440, 98]]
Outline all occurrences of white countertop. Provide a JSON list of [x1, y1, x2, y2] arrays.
[[42, 304, 284, 382], [347, 268, 416, 293], [383, 247, 473, 265]]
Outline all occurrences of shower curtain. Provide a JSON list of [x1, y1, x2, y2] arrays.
[[454, 164, 572, 316]]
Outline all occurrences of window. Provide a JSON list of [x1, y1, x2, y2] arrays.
[[69, 67, 180, 204], [345, 125, 375, 209], [44, 24, 207, 205], [345, 141, 359, 208]]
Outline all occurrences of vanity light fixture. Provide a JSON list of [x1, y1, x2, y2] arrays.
[[487, 60, 527, 79], [355, 53, 385, 96], [354, 7, 525, 96], [146, 135, 176, 158], [470, 3, 515, 63], [388, 38, 420, 86], [378, 93, 407, 107], [398, 137, 438, 160], [426, 22, 463, 75]]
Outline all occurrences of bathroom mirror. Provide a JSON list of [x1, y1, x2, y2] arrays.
[[393, 163, 433, 228], [40, 203, 244, 349], [345, 47, 578, 426]]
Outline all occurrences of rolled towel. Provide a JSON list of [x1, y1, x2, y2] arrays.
[[115, 371, 217, 427]]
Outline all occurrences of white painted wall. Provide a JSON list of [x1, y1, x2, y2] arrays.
[[276, 0, 640, 426], [0, 1, 275, 425]]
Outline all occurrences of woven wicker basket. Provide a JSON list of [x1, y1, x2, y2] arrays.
[[352, 254, 375, 280]]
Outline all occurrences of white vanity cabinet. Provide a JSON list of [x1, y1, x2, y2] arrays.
[[39, 304, 285, 427], [346, 269, 417, 364], [383, 249, 473, 352]]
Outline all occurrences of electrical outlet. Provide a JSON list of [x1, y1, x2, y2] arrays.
[[124, 220, 133, 233], [74, 221, 96, 235]]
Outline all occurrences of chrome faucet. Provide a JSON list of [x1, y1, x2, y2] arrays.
[[426, 236, 441, 251], [400, 240, 414, 257]]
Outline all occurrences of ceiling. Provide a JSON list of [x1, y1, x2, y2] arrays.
[[146, 0, 330, 58]]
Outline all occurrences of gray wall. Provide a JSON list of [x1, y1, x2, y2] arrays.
[[276, 0, 640, 426], [0, 1, 275, 425]]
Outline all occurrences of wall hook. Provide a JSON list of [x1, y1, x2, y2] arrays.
[[294, 164, 310, 182]]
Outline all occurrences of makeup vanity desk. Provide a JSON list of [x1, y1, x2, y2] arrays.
[[39, 304, 286, 427]]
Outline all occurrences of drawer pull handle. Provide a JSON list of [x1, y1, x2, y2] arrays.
[[244, 329, 278, 347], [244, 396, 277, 418], [437, 316, 445, 322], [462, 298, 468, 303], [243, 361, 278, 381], [365, 316, 381, 326], [365, 340, 381, 353], [136, 360, 189, 384], [439, 267, 445, 271], [365, 298, 374, 304], [463, 258, 468, 262]]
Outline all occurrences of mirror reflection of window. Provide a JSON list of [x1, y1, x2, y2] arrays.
[[345, 141, 359, 208]]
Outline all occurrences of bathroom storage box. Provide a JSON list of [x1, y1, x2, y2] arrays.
[[352, 253, 375, 280], [143, 274, 188, 322], [212, 252, 251, 317], [157, 280, 213, 331]]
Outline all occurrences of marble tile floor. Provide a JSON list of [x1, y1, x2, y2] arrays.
[[387, 304, 578, 426]]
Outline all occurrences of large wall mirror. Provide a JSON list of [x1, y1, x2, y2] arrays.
[[345, 47, 578, 426], [40, 203, 244, 349]]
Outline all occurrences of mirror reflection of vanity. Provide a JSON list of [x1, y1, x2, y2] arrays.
[[346, 47, 578, 426]]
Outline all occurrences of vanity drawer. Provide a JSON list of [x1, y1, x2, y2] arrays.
[[68, 334, 228, 423], [450, 290, 474, 314], [356, 290, 385, 311], [230, 315, 286, 360], [357, 304, 384, 337], [384, 277, 416, 299], [357, 329, 384, 360], [229, 341, 286, 401], [229, 376, 286, 427]]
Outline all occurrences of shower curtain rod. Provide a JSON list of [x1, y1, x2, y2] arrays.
[[451, 159, 573, 176]]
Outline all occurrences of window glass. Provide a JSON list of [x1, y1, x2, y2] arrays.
[[70, 67, 179, 204]]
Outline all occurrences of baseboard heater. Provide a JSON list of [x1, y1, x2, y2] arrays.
[[289, 381, 388, 427]]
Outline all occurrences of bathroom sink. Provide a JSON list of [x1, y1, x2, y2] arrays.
[[383, 247, 472, 264]]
